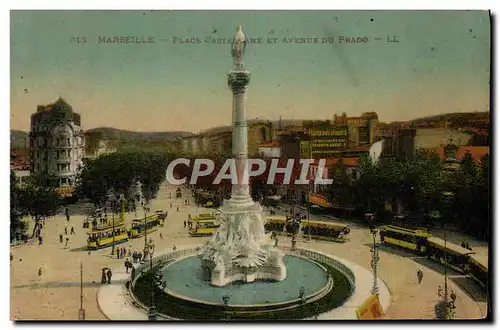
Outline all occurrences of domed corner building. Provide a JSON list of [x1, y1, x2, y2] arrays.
[[29, 97, 85, 194]]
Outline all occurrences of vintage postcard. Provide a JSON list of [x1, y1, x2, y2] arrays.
[[10, 10, 491, 321]]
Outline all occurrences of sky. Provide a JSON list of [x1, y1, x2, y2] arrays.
[[10, 10, 491, 133]]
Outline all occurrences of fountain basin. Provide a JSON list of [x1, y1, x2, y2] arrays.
[[161, 254, 333, 309]]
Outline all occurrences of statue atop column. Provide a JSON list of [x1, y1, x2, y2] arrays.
[[231, 25, 246, 70]]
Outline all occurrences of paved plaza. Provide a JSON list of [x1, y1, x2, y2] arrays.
[[10, 183, 489, 320]]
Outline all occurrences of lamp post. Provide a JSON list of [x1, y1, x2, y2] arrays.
[[443, 232, 449, 302], [370, 227, 380, 296], [290, 201, 308, 250], [147, 244, 157, 321], [78, 261, 85, 320], [143, 205, 149, 262], [305, 202, 311, 242], [222, 294, 231, 320], [107, 189, 116, 255]]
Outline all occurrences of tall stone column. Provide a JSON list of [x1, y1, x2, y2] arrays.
[[228, 64, 252, 205], [200, 25, 286, 287]]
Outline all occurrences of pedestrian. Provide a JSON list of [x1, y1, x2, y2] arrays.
[[417, 269, 423, 284], [64, 227, 68, 235], [176, 206, 180, 212], [184, 220, 187, 228], [450, 290, 457, 307], [437, 285, 444, 298], [125, 259, 130, 273], [10, 253, 13, 262], [59, 234, 63, 243], [173, 244, 177, 251], [38, 267, 42, 277], [185, 199, 187, 205], [116, 248, 120, 259], [160, 233, 163, 240], [38, 236, 43, 245], [132, 251, 137, 263], [128, 248, 132, 257], [170, 203, 172, 209], [101, 268, 107, 283], [122, 247, 126, 258], [65, 237, 69, 248], [106, 268, 112, 284], [70, 226, 75, 235]]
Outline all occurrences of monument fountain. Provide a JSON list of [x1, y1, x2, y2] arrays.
[[118, 25, 391, 320], [199, 25, 286, 286]]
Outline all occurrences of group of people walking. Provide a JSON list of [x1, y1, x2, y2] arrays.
[[460, 241, 473, 251]]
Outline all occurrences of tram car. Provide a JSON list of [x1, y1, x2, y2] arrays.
[[87, 223, 128, 250], [129, 213, 164, 238], [188, 213, 220, 236], [379, 225, 431, 254], [379, 225, 488, 290]]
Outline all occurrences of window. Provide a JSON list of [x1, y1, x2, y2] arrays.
[[259, 127, 267, 141]]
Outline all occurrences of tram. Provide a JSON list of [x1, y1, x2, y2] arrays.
[[378, 225, 489, 290], [264, 216, 351, 242], [87, 223, 129, 250], [86, 199, 129, 250], [379, 225, 431, 254], [188, 219, 220, 236], [467, 254, 488, 290], [129, 213, 164, 238], [301, 220, 351, 242], [426, 236, 476, 273]]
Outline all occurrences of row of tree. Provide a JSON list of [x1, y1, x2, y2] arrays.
[[76, 150, 170, 207], [10, 171, 61, 241], [327, 150, 490, 239]]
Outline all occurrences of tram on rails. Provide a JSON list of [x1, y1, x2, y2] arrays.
[[264, 216, 351, 242], [188, 213, 220, 236], [379, 225, 431, 254], [129, 213, 165, 238], [379, 224, 488, 290]]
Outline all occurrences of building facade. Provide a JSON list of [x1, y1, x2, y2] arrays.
[[29, 97, 85, 187], [303, 120, 348, 158]]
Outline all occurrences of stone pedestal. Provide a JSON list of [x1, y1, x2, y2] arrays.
[[200, 198, 286, 287]]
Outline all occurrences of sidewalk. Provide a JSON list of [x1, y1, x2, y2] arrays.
[[97, 266, 148, 320]]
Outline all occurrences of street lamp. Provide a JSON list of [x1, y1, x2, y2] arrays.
[[147, 244, 157, 321], [107, 189, 117, 255], [143, 205, 150, 262], [78, 261, 85, 320], [443, 232, 449, 302], [222, 294, 231, 320], [290, 201, 309, 250], [370, 227, 380, 296]]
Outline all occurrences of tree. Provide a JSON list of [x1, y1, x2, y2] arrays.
[[327, 160, 355, 210], [448, 152, 479, 232], [354, 154, 384, 212], [76, 150, 169, 207], [22, 174, 61, 237], [10, 171, 27, 241], [475, 153, 490, 239]]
